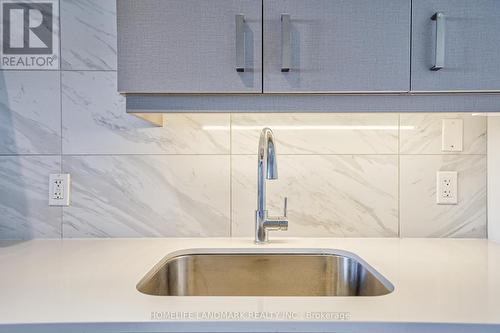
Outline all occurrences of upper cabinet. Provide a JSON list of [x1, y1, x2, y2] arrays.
[[117, 0, 411, 94], [263, 0, 410, 93], [411, 0, 500, 92], [117, 0, 500, 95], [117, 0, 262, 93]]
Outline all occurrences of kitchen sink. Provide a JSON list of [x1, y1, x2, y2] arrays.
[[137, 249, 394, 297]]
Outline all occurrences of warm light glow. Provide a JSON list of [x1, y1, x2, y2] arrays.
[[472, 113, 500, 117], [202, 125, 415, 131]]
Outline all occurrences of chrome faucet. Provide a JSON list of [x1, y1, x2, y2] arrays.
[[255, 128, 288, 244]]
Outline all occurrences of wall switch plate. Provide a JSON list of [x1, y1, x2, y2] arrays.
[[49, 174, 71, 206], [436, 171, 458, 205], [442, 119, 463, 152]]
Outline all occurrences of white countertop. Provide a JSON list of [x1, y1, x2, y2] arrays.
[[0, 237, 499, 333]]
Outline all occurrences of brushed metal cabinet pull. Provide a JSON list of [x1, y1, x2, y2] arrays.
[[430, 12, 445, 71], [281, 14, 291, 72], [283, 197, 288, 218], [236, 14, 245, 72]]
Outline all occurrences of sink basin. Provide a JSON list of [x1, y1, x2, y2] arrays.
[[137, 249, 393, 297]]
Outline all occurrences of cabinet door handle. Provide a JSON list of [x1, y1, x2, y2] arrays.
[[235, 14, 245, 72], [281, 14, 291, 72], [430, 12, 445, 71]]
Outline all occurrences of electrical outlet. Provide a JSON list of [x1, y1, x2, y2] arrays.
[[436, 171, 458, 205], [49, 174, 71, 206]]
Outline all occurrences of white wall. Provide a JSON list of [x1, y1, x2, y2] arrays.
[[488, 116, 500, 243]]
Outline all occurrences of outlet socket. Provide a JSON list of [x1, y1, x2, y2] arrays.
[[49, 174, 71, 206], [436, 171, 458, 205]]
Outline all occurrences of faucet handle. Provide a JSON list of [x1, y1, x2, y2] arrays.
[[283, 197, 288, 218]]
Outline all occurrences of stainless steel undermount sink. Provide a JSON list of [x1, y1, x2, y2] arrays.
[[137, 249, 394, 297]]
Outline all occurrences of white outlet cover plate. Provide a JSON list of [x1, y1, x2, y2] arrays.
[[49, 173, 71, 206], [436, 171, 458, 205], [442, 119, 463, 152]]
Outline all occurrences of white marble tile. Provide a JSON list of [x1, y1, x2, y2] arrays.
[[62, 71, 230, 154], [400, 155, 486, 238], [232, 155, 398, 237], [231, 113, 399, 154], [62, 155, 230, 237], [0, 71, 60, 154], [0, 156, 61, 239], [400, 113, 487, 154], [61, 0, 117, 70]]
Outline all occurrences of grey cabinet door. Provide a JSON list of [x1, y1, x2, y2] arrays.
[[263, 0, 411, 93], [117, 0, 262, 93], [412, 0, 500, 91]]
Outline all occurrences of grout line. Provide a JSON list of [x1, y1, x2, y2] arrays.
[[485, 116, 489, 239], [221, 153, 487, 156], [0, 154, 62, 157], [0, 153, 231, 157], [397, 153, 487, 156], [0, 153, 488, 157], [60, 153, 233, 156], [398, 113, 401, 238], [0, 69, 117, 72], [229, 113, 233, 237], [58, 0, 63, 240]]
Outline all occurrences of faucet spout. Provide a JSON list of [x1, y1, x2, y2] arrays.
[[259, 128, 278, 180], [255, 128, 288, 244]]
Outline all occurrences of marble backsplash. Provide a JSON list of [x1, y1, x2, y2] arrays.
[[0, 0, 488, 239]]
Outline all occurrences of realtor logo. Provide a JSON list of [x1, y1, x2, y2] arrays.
[[0, 0, 59, 69], [3, 2, 53, 54]]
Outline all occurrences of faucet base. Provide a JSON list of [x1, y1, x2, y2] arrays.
[[255, 210, 288, 244]]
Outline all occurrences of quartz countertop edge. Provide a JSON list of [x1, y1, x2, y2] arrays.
[[0, 237, 499, 333]]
